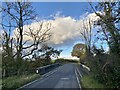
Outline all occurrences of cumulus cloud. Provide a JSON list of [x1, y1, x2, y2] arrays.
[[13, 12, 100, 47], [49, 16, 79, 45]]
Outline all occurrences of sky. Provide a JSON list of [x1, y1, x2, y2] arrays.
[[1, 2, 109, 59], [31, 2, 90, 18], [30, 2, 98, 59]]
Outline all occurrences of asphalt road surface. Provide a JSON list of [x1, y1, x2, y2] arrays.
[[18, 63, 81, 90]]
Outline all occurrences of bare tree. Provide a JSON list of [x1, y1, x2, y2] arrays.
[[21, 21, 52, 58], [1, 1, 52, 75], [2, 2, 52, 58], [1, 13, 15, 77], [2, 2, 36, 59], [79, 18, 93, 55]]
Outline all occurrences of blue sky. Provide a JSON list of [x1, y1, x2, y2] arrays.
[[31, 2, 99, 58], [2, 2, 108, 59], [32, 2, 91, 19]]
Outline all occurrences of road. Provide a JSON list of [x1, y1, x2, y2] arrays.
[[18, 63, 81, 90]]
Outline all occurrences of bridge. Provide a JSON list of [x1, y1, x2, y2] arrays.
[[17, 63, 84, 90]]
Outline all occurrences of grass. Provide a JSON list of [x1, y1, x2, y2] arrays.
[[81, 75, 105, 88], [2, 74, 40, 89]]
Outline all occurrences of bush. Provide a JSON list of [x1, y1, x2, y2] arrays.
[[84, 53, 120, 88]]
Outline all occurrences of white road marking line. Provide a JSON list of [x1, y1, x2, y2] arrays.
[[61, 78, 69, 80], [75, 68, 82, 89], [16, 66, 62, 90], [77, 67, 82, 78]]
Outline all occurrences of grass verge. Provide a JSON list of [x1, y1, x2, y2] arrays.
[[2, 74, 40, 89], [81, 75, 105, 89]]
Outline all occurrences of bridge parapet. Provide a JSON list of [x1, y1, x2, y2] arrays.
[[36, 63, 61, 74]]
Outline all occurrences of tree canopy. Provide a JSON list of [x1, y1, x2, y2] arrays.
[[71, 43, 86, 60]]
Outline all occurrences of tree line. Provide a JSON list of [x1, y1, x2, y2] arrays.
[[1, 2, 62, 77], [72, 2, 120, 88]]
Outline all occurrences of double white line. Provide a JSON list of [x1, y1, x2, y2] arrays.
[[75, 66, 83, 90]]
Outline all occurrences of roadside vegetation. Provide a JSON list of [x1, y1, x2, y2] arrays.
[[81, 75, 105, 88], [2, 74, 40, 89], [72, 2, 120, 88], [55, 58, 79, 64], [1, 1, 62, 89]]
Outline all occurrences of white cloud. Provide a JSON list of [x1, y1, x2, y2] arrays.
[[13, 12, 100, 47], [49, 16, 79, 45]]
